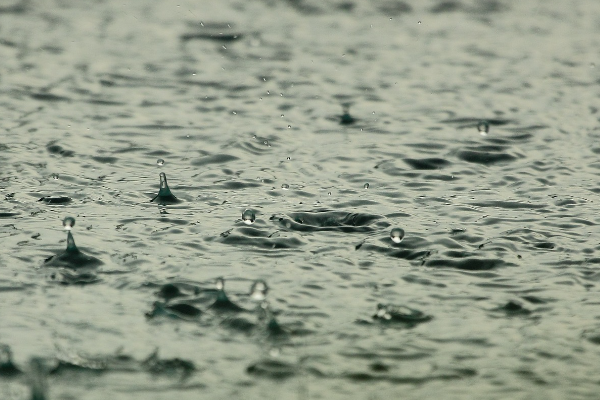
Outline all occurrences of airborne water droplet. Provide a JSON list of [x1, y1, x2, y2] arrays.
[[281, 184, 289, 190], [63, 216, 75, 231], [250, 280, 269, 301], [157, 159, 165, 166], [242, 209, 256, 225], [477, 121, 489, 136], [390, 227, 405, 243]]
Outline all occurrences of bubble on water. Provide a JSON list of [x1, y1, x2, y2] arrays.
[[364, 183, 370, 189], [63, 217, 75, 231], [477, 120, 489, 136], [250, 280, 269, 301], [242, 209, 256, 225], [157, 159, 164, 166], [52, 173, 59, 180], [281, 184, 289, 190], [216, 277, 225, 291], [390, 227, 405, 243]]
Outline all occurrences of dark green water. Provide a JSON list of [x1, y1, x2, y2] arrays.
[[2, 0, 600, 399]]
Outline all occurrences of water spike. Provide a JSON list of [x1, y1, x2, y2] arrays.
[[65, 231, 79, 253], [151, 172, 180, 205], [28, 358, 48, 400], [159, 172, 169, 191], [210, 277, 245, 312], [340, 105, 356, 125]]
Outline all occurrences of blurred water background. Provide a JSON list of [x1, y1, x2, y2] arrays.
[[1, 0, 600, 399]]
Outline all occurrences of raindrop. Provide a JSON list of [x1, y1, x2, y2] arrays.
[[250, 280, 269, 301], [477, 121, 489, 136], [62, 216, 75, 231], [52, 173, 59, 180], [157, 159, 165, 166], [364, 183, 370, 189], [242, 209, 256, 225], [390, 227, 405, 243], [281, 184, 289, 190]]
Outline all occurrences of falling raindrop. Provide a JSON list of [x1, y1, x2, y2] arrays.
[[157, 159, 165, 166], [62, 217, 75, 231], [477, 121, 489, 136], [390, 228, 405, 243], [242, 209, 256, 225]]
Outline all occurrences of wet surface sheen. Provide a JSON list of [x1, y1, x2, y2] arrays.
[[1, 0, 600, 399]]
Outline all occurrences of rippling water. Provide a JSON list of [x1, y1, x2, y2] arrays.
[[2, 0, 600, 399]]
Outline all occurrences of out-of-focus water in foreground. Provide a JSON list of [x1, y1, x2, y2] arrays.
[[2, 0, 600, 398]]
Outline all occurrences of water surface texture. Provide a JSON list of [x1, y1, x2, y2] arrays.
[[2, 0, 600, 399]]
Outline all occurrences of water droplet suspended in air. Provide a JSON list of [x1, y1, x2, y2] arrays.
[[242, 209, 256, 225], [63, 217, 75, 231], [477, 121, 489, 136], [281, 184, 289, 190], [364, 183, 370, 189], [52, 173, 59, 180], [250, 280, 269, 301], [390, 227, 405, 243], [157, 159, 164, 166]]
